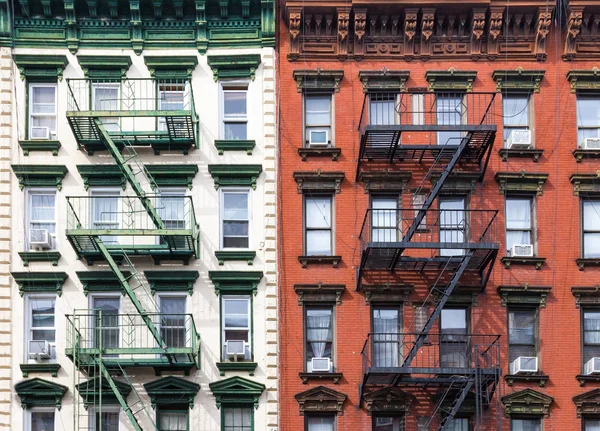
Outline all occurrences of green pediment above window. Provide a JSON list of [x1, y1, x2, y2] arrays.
[[209, 376, 265, 409], [144, 270, 199, 295], [209, 271, 263, 296], [11, 165, 68, 190], [145, 165, 199, 190], [567, 68, 600, 93], [492, 69, 545, 93], [15, 378, 68, 410], [77, 165, 126, 190], [144, 376, 200, 409], [76, 377, 131, 409], [208, 164, 262, 190], [76, 271, 131, 296], [207, 54, 261, 81], [501, 388, 554, 417], [425, 69, 477, 92], [144, 56, 198, 79], [14, 55, 69, 81], [12, 272, 68, 297], [77, 56, 132, 79]]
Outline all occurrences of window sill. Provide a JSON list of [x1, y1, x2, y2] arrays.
[[298, 147, 341, 161], [499, 148, 543, 163], [577, 374, 600, 386], [19, 251, 61, 267], [19, 140, 61, 156], [215, 250, 256, 266], [298, 255, 341, 268], [504, 373, 549, 387], [574, 149, 600, 162], [216, 361, 258, 376], [214, 139, 256, 155], [299, 372, 343, 384], [20, 363, 61, 378], [501, 256, 546, 270], [576, 258, 600, 271]]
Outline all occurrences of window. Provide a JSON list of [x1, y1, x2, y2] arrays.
[[29, 84, 57, 140], [417, 417, 431, 431], [28, 409, 55, 431], [584, 419, 600, 431], [582, 309, 600, 370], [414, 305, 430, 334], [27, 190, 56, 250], [304, 195, 333, 256], [304, 93, 332, 147], [91, 296, 120, 352], [25, 295, 56, 361], [371, 196, 398, 242], [158, 82, 185, 131], [577, 96, 600, 145], [158, 409, 188, 431], [440, 308, 468, 368], [222, 296, 251, 361], [92, 82, 120, 131], [369, 93, 396, 126], [505, 197, 534, 254], [439, 197, 466, 257], [159, 189, 186, 246], [511, 418, 541, 431], [221, 190, 250, 249], [223, 407, 253, 431], [446, 418, 469, 431], [305, 306, 334, 372], [436, 93, 464, 145], [90, 189, 120, 245], [372, 416, 403, 431], [158, 295, 188, 360], [412, 194, 427, 229], [222, 86, 248, 140], [372, 307, 401, 368], [503, 94, 531, 146], [306, 415, 335, 431], [583, 200, 600, 258], [508, 308, 538, 366], [90, 407, 119, 431]]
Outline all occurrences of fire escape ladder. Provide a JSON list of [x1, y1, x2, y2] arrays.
[[438, 379, 474, 431]]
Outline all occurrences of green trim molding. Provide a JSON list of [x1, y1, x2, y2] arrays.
[[293, 69, 344, 93], [208, 164, 262, 190], [215, 250, 256, 266], [19, 252, 61, 267], [12, 272, 68, 297], [207, 54, 261, 81], [214, 140, 256, 155], [497, 284, 552, 308], [76, 377, 131, 409], [144, 56, 198, 79], [358, 70, 410, 93], [425, 69, 477, 92], [14, 55, 69, 81], [76, 271, 131, 296], [145, 165, 199, 190], [77, 55, 132, 79], [501, 388, 554, 418], [492, 69, 545, 93], [77, 165, 126, 190], [144, 270, 199, 295], [19, 140, 61, 156], [144, 376, 200, 410], [495, 171, 549, 196], [209, 376, 265, 410], [20, 363, 61, 378], [12, 165, 68, 190], [567, 68, 600, 93], [216, 361, 258, 376], [209, 271, 263, 296], [15, 378, 68, 409]]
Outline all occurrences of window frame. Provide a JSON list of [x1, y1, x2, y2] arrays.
[[583, 417, 600, 431], [576, 94, 600, 145], [502, 92, 534, 147], [303, 92, 334, 148], [157, 407, 189, 431], [221, 405, 254, 431], [220, 188, 252, 250], [507, 306, 539, 367], [581, 198, 600, 259], [220, 82, 249, 140], [26, 407, 56, 431], [24, 294, 57, 363], [91, 81, 121, 132], [156, 80, 188, 131], [435, 92, 466, 146], [89, 293, 122, 354], [157, 293, 189, 352], [89, 187, 121, 245], [89, 405, 121, 431], [220, 294, 253, 362], [304, 304, 335, 373], [28, 82, 58, 141], [304, 414, 337, 431], [303, 194, 334, 256], [439, 306, 471, 369], [510, 417, 542, 431], [370, 304, 403, 368], [26, 188, 58, 250], [158, 187, 188, 246], [370, 194, 400, 243], [368, 92, 398, 126], [438, 195, 468, 257], [582, 307, 600, 372], [505, 195, 536, 256]]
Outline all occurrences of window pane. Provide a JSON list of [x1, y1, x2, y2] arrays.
[[94, 87, 119, 111], [224, 299, 249, 328], [370, 93, 396, 126], [306, 230, 331, 256], [441, 309, 466, 332], [585, 311, 600, 344], [159, 88, 184, 110], [224, 407, 252, 431], [306, 95, 331, 125], [31, 195, 56, 221], [508, 309, 535, 344], [584, 233, 600, 258], [503, 95, 529, 127], [31, 86, 56, 113], [306, 197, 331, 228], [224, 91, 247, 117], [445, 418, 469, 431], [586, 419, 600, 431], [224, 123, 247, 140], [578, 97, 600, 127], [94, 411, 119, 431], [511, 418, 540, 431], [506, 198, 532, 229], [31, 411, 55, 431], [159, 411, 187, 431], [584, 201, 600, 230], [307, 415, 335, 431], [224, 194, 249, 220]]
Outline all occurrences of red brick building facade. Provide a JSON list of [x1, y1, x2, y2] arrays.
[[277, 1, 600, 430]]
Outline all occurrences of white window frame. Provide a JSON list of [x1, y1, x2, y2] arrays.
[[221, 295, 252, 362], [577, 95, 600, 145], [368, 92, 398, 126], [157, 81, 188, 132], [304, 194, 334, 256], [28, 83, 57, 140], [157, 188, 188, 245], [26, 188, 58, 251], [24, 294, 57, 363], [304, 92, 333, 147], [90, 187, 121, 245], [89, 406, 121, 431], [505, 196, 535, 256], [92, 82, 121, 132], [582, 199, 600, 259], [220, 82, 249, 140], [156, 293, 190, 351], [502, 93, 533, 147], [89, 294, 122, 353], [219, 188, 251, 250], [26, 407, 56, 431]]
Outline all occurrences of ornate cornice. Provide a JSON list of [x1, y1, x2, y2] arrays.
[[207, 54, 261, 81], [567, 68, 600, 93], [76, 271, 131, 296], [358, 70, 410, 93], [76, 377, 131, 409], [144, 270, 199, 295], [570, 173, 600, 196], [77, 55, 132, 78], [293, 283, 345, 305], [497, 284, 552, 308], [12, 272, 68, 297], [14, 54, 68, 81], [502, 389, 554, 418], [145, 164, 199, 190], [143, 56, 198, 79], [363, 387, 414, 416], [11, 165, 68, 190], [77, 165, 126, 190], [360, 283, 413, 305], [495, 171, 549, 196], [293, 171, 345, 194], [358, 171, 411, 194], [144, 376, 200, 410], [492, 69, 546, 93], [15, 378, 68, 410], [208, 271, 263, 296], [425, 69, 477, 92], [295, 386, 347, 416], [209, 376, 265, 410], [293, 69, 344, 93], [572, 285, 600, 309], [573, 388, 600, 417], [208, 164, 262, 190], [563, 5, 600, 61]]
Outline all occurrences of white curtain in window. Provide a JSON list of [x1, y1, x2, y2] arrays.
[[307, 416, 334, 431], [506, 198, 531, 248], [445, 418, 468, 431], [511, 419, 540, 431], [159, 411, 187, 431], [373, 309, 399, 367], [586, 419, 600, 431], [585, 312, 600, 344], [584, 201, 600, 258], [307, 311, 332, 359], [372, 198, 397, 242], [31, 194, 56, 233], [31, 411, 55, 431]]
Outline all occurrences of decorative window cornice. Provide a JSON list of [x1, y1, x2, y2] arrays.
[[143, 56, 198, 79], [294, 283, 345, 305], [209, 376, 265, 410], [295, 386, 347, 416], [360, 283, 413, 305], [76, 377, 131, 409], [571, 173, 600, 196], [14, 55, 68, 81], [215, 250, 256, 266], [208, 271, 263, 296], [76, 271, 131, 296], [432, 390, 476, 414], [358, 171, 411, 194], [143, 376, 200, 410], [501, 389, 554, 418], [495, 171, 549, 196], [293, 69, 344, 93], [492, 69, 545, 93], [214, 140, 256, 156], [293, 171, 345, 194], [77, 55, 132, 79], [12, 165, 68, 190], [425, 69, 477, 92], [146, 165, 199, 190], [429, 172, 480, 194], [207, 54, 261, 81], [15, 378, 68, 410], [208, 164, 262, 190], [358, 70, 410, 93], [497, 284, 552, 308], [19, 140, 61, 156], [432, 285, 482, 306], [572, 285, 600, 309], [20, 363, 61, 378], [144, 271, 198, 295], [12, 272, 68, 297], [363, 387, 413, 416], [19, 251, 61, 267], [77, 165, 126, 190], [567, 68, 600, 93], [573, 388, 600, 417]]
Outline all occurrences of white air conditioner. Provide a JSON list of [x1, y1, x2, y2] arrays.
[[308, 129, 329, 147], [510, 356, 538, 374], [586, 357, 600, 375], [581, 138, 600, 150], [311, 357, 331, 372], [226, 340, 245, 358], [509, 244, 533, 257], [507, 130, 532, 149], [28, 340, 51, 360], [29, 229, 52, 250], [30, 127, 50, 140]]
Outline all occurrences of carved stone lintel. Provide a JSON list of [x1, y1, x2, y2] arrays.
[[495, 171, 549, 196], [501, 389, 554, 418], [505, 374, 549, 388], [295, 386, 347, 416], [363, 387, 414, 416], [299, 372, 342, 384], [294, 283, 346, 305], [298, 256, 341, 268], [573, 388, 600, 417], [362, 284, 412, 305], [359, 171, 411, 193], [572, 285, 600, 308], [497, 284, 552, 308], [293, 69, 344, 93], [293, 171, 345, 193], [570, 173, 600, 196], [564, 8, 583, 60]]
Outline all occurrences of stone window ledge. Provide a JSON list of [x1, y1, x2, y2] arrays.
[[299, 372, 343, 384], [298, 147, 341, 161], [499, 148, 543, 162], [19, 140, 61, 156], [577, 374, 600, 386], [215, 250, 256, 265], [19, 251, 61, 267], [574, 149, 600, 162], [501, 256, 546, 270], [505, 373, 549, 387], [577, 258, 600, 271], [298, 255, 341, 268], [20, 363, 61, 378], [216, 362, 258, 376], [214, 139, 256, 155]]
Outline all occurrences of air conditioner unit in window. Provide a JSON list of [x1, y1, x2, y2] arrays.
[[308, 130, 329, 147], [30, 127, 50, 140], [510, 356, 538, 374], [509, 244, 533, 257], [29, 229, 52, 250], [311, 357, 331, 372], [507, 130, 532, 149], [28, 340, 51, 360], [581, 137, 600, 150], [226, 340, 245, 359], [586, 357, 600, 375]]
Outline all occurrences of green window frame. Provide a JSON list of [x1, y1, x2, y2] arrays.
[[221, 406, 254, 431]]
